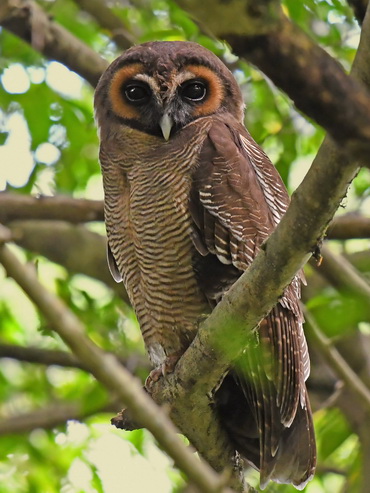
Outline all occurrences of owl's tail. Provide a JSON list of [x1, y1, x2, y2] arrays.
[[216, 304, 316, 489]]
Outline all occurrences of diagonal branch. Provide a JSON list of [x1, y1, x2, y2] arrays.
[[72, 0, 135, 50], [0, 242, 243, 493], [148, 0, 370, 474], [0, 342, 149, 374], [0, 0, 108, 86], [316, 245, 370, 308], [304, 310, 370, 411], [6, 219, 127, 299]]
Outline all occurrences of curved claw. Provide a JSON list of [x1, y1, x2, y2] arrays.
[[145, 352, 183, 391]]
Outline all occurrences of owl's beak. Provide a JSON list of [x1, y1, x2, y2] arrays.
[[159, 113, 173, 141]]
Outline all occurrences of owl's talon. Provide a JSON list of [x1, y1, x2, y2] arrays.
[[145, 367, 162, 391], [145, 352, 183, 391]]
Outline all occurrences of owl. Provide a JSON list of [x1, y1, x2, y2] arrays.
[[94, 41, 316, 489]]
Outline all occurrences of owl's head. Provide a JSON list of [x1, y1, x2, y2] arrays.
[[94, 41, 244, 140]]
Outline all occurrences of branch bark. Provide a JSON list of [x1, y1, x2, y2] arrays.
[[176, 0, 370, 166], [0, 399, 119, 436], [72, 0, 135, 50], [0, 0, 108, 86]]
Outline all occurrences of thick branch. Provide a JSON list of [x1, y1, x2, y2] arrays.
[[73, 0, 135, 50], [177, 0, 370, 166], [0, 243, 243, 493], [0, 0, 108, 86]]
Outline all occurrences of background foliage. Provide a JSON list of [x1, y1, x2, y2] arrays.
[[0, 0, 370, 492]]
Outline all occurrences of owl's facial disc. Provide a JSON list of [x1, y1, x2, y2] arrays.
[[107, 62, 224, 140]]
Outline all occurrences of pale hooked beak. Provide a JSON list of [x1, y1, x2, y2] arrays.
[[159, 113, 173, 141]]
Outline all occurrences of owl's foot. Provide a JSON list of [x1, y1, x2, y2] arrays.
[[145, 352, 183, 390]]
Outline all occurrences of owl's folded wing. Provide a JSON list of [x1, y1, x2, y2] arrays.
[[189, 116, 315, 488]]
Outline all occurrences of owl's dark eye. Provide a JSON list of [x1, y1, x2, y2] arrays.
[[181, 80, 207, 102], [124, 82, 151, 104]]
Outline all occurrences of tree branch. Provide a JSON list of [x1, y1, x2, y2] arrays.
[[0, 242, 243, 493], [2, 194, 370, 240], [0, 0, 108, 86], [6, 219, 128, 299], [0, 342, 149, 374], [177, 0, 370, 165], [0, 193, 104, 223], [0, 399, 119, 436], [348, 0, 369, 24], [317, 245, 370, 308], [72, 0, 135, 50], [328, 213, 370, 239], [304, 310, 370, 411], [147, 1, 370, 479]]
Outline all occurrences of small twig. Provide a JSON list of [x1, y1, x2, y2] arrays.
[[304, 309, 370, 411], [0, 243, 240, 493]]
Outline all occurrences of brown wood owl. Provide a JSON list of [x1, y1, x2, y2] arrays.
[[94, 41, 316, 489]]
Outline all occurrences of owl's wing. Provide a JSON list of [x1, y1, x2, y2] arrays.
[[189, 118, 314, 487], [107, 242, 123, 283]]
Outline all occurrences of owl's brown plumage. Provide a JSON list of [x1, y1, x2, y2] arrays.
[[94, 41, 316, 489]]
